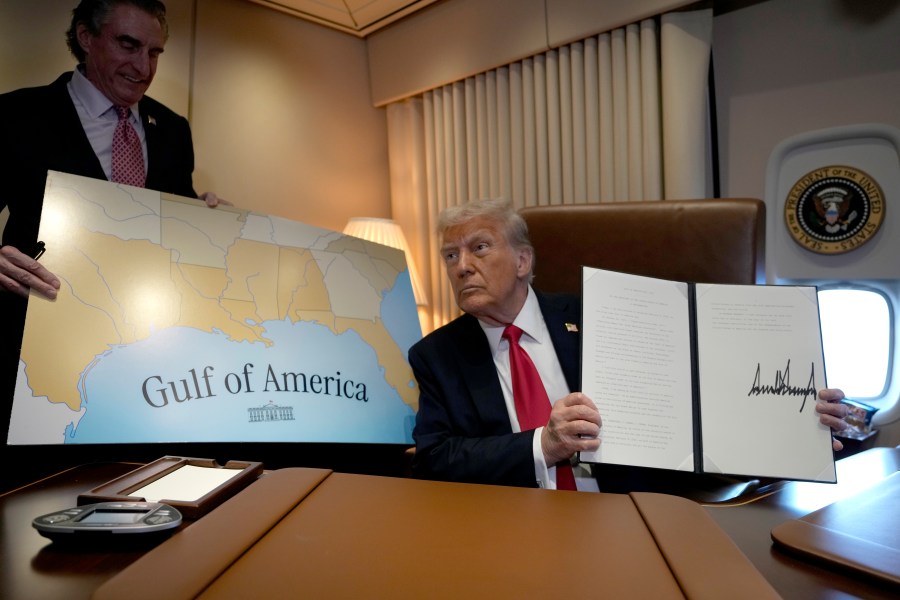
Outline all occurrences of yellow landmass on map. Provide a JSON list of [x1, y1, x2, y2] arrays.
[[173, 263, 269, 344], [278, 245, 418, 411], [325, 235, 407, 297], [279, 246, 331, 317], [21, 194, 419, 415], [160, 197, 246, 268], [21, 233, 180, 411], [275, 240, 418, 411], [223, 239, 280, 320], [334, 317, 418, 411]]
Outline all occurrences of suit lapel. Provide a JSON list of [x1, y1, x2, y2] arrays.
[[439, 294, 582, 433], [50, 73, 106, 181], [139, 99, 158, 186], [538, 292, 582, 392], [453, 314, 514, 433]]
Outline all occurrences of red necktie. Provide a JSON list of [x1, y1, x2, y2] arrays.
[[111, 106, 146, 187], [503, 324, 576, 490]]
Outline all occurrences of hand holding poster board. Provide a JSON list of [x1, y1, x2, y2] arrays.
[[8, 172, 420, 447], [579, 266, 835, 483]]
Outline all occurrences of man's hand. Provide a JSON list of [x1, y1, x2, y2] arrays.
[[0, 245, 60, 299], [541, 392, 602, 466], [199, 192, 232, 208], [816, 388, 849, 451]]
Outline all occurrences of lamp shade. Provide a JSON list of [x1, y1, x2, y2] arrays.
[[343, 217, 428, 306]]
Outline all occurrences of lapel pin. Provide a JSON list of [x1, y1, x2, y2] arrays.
[[565, 323, 578, 332], [148, 116, 156, 126]]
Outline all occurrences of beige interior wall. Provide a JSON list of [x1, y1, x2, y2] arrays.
[[151, 0, 194, 117], [191, 0, 390, 231], [366, 0, 695, 106], [0, 0, 80, 90], [0, 0, 391, 235], [547, 0, 696, 45], [713, 0, 900, 201], [366, 0, 547, 106]]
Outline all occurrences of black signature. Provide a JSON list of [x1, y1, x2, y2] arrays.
[[747, 359, 816, 413]]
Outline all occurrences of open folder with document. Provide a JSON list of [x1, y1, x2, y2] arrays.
[[579, 266, 836, 482]]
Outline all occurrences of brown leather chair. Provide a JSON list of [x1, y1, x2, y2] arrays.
[[520, 199, 766, 294]]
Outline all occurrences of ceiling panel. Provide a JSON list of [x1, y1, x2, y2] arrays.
[[246, 0, 440, 37]]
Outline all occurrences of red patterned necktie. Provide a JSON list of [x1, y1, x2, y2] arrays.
[[111, 106, 145, 187], [503, 324, 576, 490]]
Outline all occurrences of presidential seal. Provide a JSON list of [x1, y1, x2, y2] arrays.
[[784, 165, 885, 254]]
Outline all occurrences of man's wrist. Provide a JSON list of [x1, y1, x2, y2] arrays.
[[532, 427, 551, 487]]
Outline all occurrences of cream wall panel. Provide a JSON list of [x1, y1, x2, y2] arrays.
[[190, 0, 391, 232], [366, 0, 694, 106], [0, 0, 77, 91], [546, 0, 694, 47], [367, 0, 548, 106], [152, 0, 194, 117], [713, 0, 900, 203]]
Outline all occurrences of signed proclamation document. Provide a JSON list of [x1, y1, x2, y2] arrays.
[[579, 267, 836, 483]]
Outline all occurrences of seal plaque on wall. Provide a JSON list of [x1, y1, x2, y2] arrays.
[[784, 165, 885, 254]]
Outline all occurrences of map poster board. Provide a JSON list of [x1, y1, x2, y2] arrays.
[[8, 172, 420, 446]]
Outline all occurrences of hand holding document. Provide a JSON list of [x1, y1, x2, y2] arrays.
[[579, 267, 835, 483]]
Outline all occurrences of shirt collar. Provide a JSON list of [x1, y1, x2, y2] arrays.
[[69, 66, 139, 120], [480, 285, 545, 354]]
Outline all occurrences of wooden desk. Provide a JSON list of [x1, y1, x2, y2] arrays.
[[2, 449, 897, 599], [0, 463, 151, 600], [704, 446, 900, 599], [93, 469, 782, 599]]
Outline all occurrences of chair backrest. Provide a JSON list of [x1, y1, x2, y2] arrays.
[[520, 199, 766, 295]]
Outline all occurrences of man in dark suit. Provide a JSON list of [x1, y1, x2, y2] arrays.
[[409, 199, 852, 491], [0, 0, 226, 431], [409, 199, 602, 490]]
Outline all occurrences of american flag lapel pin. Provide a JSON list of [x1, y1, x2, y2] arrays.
[[565, 323, 578, 332]]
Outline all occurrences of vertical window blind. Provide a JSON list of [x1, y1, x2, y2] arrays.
[[387, 10, 713, 333]]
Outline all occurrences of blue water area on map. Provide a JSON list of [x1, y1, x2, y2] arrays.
[[69, 316, 417, 445], [380, 269, 422, 357]]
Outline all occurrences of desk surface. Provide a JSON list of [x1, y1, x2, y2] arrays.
[[1, 462, 151, 600], [2, 449, 898, 600], [92, 468, 777, 600], [704, 446, 900, 599]]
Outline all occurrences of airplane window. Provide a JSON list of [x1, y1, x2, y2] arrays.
[[818, 288, 891, 398]]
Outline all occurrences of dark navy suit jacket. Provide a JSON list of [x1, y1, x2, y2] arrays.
[[409, 291, 581, 487]]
